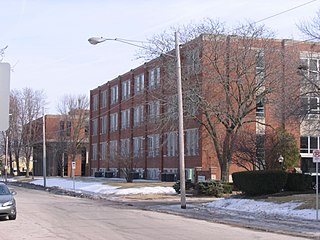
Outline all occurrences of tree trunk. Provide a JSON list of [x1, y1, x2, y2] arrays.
[[220, 160, 230, 182]]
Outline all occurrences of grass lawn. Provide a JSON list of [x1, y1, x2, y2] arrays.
[[104, 181, 175, 189], [262, 193, 317, 209]]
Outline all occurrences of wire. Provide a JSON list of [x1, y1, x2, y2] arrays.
[[254, 0, 318, 24]]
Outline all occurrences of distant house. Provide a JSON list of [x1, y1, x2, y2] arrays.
[[31, 113, 89, 177]]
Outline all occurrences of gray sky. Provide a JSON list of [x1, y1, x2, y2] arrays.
[[0, 0, 319, 113]]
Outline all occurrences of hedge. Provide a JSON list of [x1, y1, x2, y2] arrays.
[[232, 170, 287, 196], [285, 173, 313, 191]]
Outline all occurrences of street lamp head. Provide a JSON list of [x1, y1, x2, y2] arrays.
[[278, 155, 284, 163], [88, 37, 108, 45]]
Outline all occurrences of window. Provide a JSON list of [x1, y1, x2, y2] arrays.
[[120, 139, 130, 157], [256, 98, 265, 117], [93, 94, 99, 111], [185, 128, 199, 156], [149, 67, 160, 89], [92, 119, 98, 136], [133, 137, 144, 158], [186, 49, 200, 75], [148, 134, 159, 157], [92, 144, 97, 160], [101, 142, 107, 160], [122, 80, 131, 100], [66, 121, 71, 137], [100, 116, 107, 134], [256, 134, 265, 169], [101, 90, 108, 108], [166, 132, 178, 157], [110, 113, 118, 132], [300, 58, 320, 85], [256, 50, 265, 84], [121, 109, 130, 129], [149, 100, 160, 122], [59, 120, 64, 136], [111, 85, 118, 104], [109, 140, 117, 160], [134, 74, 144, 95], [302, 97, 320, 119], [300, 136, 320, 154], [134, 105, 144, 127]]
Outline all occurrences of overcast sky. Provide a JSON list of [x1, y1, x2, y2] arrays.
[[1, 0, 319, 113]]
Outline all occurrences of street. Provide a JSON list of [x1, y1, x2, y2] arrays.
[[0, 187, 309, 240]]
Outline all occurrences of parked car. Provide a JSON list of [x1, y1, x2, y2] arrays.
[[0, 183, 17, 220]]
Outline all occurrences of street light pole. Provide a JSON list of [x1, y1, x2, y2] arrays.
[[88, 32, 187, 208]]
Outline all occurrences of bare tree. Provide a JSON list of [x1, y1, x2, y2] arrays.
[[298, 10, 320, 41], [8, 88, 46, 177], [57, 94, 89, 175], [138, 19, 300, 181]]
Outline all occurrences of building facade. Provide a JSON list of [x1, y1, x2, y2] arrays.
[[90, 34, 320, 181], [32, 114, 89, 177]]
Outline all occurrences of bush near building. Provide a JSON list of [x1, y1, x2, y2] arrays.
[[173, 180, 232, 197], [285, 173, 314, 191], [232, 170, 287, 196]]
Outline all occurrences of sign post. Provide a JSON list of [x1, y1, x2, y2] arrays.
[[313, 149, 320, 221], [72, 161, 76, 190]]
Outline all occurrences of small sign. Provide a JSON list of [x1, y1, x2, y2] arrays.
[[313, 150, 320, 163], [72, 162, 76, 169], [198, 175, 206, 182]]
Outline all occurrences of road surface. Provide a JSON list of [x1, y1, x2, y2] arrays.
[[0, 187, 308, 240]]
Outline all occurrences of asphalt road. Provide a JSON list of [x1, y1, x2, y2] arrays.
[[0, 187, 310, 240]]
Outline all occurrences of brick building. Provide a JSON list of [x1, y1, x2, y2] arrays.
[[89, 34, 320, 181], [32, 114, 89, 177]]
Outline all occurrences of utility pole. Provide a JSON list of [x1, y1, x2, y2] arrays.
[[42, 111, 47, 188], [175, 32, 186, 209]]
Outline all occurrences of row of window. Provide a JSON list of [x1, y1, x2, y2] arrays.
[[91, 129, 199, 160], [92, 67, 160, 111], [92, 101, 160, 135]]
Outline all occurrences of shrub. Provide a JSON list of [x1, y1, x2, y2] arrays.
[[232, 170, 287, 196], [222, 182, 233, 194], [173, 179, 194, 194], [194, 180, 224, 197], [285, 173, 313, 191]]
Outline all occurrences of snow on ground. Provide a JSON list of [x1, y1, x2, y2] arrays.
[[206, 198, 317, 220], [30, 178, 176, 195], [29, 178, 317, 221]]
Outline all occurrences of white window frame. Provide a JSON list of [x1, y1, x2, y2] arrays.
[[120, 138, 130, 157], [185, 128, 199, 156], [109, 140, 117, 160], [110, 113, 118, 132], [149, 100, 160, 122], [93, 94, 98, 111], [134, 105, 144, 127], [148, 134, 160, 157], [92, 118, 98, 136], [134, 74, 144, 95], [101, 90, 107, 108], [133, 137, 144, 158], [111, 85, 119, 104], [149, 67, 160, 89], [122, 80, 131, 100], [100, 116, 107, 134], [166, 132, 178, 157], [121, 109, 130, 129], [92, 143, 97, 160], [101, 142, 107, 160]]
